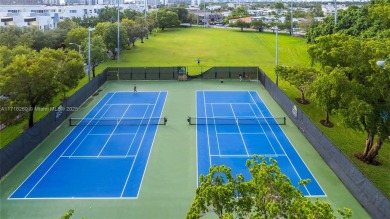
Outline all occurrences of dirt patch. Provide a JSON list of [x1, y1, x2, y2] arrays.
[[320, 120, 334, 128], [354, 152, 381, 166], [295, 98, 310, 105]]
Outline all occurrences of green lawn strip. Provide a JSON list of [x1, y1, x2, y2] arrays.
[[0, 76, 89, 148], [1, 27, 388, 199], [282, 83, 390, 199]]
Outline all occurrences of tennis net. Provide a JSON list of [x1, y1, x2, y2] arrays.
[[69, 117, 167, 126], [187, 116, 286, 125]]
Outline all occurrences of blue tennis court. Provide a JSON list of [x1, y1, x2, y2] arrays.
[[10, 91, 167, 199], [196, 91, 325, 197]]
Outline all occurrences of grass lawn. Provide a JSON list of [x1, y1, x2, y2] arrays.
[[1, 27, 388, 200]]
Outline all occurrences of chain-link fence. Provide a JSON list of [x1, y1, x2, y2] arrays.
[[258, 70, 390, 219], [1, 67, 388, 218], [105, 66, 259, 81], [0, 70, 107, 178]]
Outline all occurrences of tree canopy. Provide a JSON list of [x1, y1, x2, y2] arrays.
[[0, 47, 84, 127], [82, 35, 108, 77], [187, 156, 352, 219], [156, 10, 180, 30], [308, 33, 390, 164], [306, 0, 390, 43], [275, 65, 318, 104]]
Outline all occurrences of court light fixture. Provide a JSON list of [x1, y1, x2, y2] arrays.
[[273, 26, 280, 87], [69, 42, 81, 53], [88, 27, 95, 82], [376, 60, 385, 68]]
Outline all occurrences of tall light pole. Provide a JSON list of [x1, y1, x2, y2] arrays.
[[203, 0, 206, 27], [197, 8, 199, 26], [69, 42, 81, 53], [117, 0, 120, 63], [290, 0, 293, 35], [334, 0, 337, 24], [88, 27, 95, 82], [275, 26, 279, 87]]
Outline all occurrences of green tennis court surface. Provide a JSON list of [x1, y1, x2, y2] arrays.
[[0, 81, 370, 218]]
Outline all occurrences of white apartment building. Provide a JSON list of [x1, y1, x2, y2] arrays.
[[0, 3, 143, 29]]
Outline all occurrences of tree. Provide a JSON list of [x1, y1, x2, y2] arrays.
[[94, 22, 112, 38], [40, 49, 84, 99], [122, 18, 138, 47], [57, 18, 78, 31], [231, 20, 250, 31], [64, 27, 88, 47], [81, 36, 107, 77], [102, 23, 128, 60], [251, 19, 265, 29], [0, 46, 13, 68], [61, 209, 74, 219], [275, 65, 318, 104], [274, 2, 285, 9], [79, 16, 99, 28], [0, 48, 84, 127], [306, 1, 390, 43], [1, 49, 59, 127], [312, 3, 324, 17], [308, 34, 390, 164], [307, 67, 350, 127], [231, 6, 249, 19], [29, 27, 67, 51], [0, 26, 33, 49], [187, 156, 352, 219], [157, 10, 181, 30], [98, 6, 124, 23], [168, 7, 189, 23], [187, 13, 197, 26], [187, 165, 236, 219], [123, 9, 142, 21], [135, 18, 150, 41]]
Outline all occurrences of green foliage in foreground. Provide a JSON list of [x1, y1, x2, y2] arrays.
[[186, 156, 352, 219], [61, 209, 74, 219]]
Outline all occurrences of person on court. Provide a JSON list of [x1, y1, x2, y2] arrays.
[[133, 84, 137, 93]]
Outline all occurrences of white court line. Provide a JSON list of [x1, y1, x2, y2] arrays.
[[89, 133, 136, 136], [120, 92, 161, 198], [246, 102, 278, 156], [195, 91, 199, 187], [248, 91, 312, 196], [197, 115, 265, 119], [218, 132, 264, 135], [210, 154, 286, 158], [69, 105, 113, 157], [97, 105, 131, 157], [203, 91, 212, 167], [105, 103, 153, 106], [21, 93, 117, 199], [125, 106, 151, 156], [206, 102, 251, 105], [61, 155, 136, 159], [135, 91, 168, 199], [230, 103, 249, 157], [210, 103, 222, 156], [91, 116, 155, 119]]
